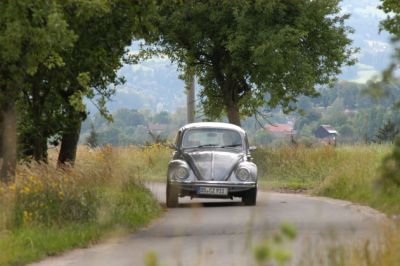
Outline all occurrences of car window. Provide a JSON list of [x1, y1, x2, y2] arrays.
[[182, 128, 242, 149]]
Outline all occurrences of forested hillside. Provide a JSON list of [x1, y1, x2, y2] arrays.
[[81, 80, 400, 146]]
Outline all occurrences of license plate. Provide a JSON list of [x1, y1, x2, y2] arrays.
[[198, 187, 228, 196]]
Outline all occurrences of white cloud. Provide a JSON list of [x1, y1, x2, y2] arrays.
[[351, 63, 381, 83], [130, 64, 154, 74], [364, 39, 390, 53], [353, 4, 386, 20]]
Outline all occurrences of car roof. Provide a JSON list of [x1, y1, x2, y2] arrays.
[[179, 122, 246, 134]]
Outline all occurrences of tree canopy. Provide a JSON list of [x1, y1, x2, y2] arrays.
[[0, 0, 155, 181], [0, 0, 76, 181], [143, 0, 356, 125]]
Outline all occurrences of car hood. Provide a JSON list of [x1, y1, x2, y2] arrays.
[[183, 150, 244, 181]]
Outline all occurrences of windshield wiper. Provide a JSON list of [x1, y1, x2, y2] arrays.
[[185, 143, 242, 149], [220, 144, 242, 148], [185, 144, 220, 149]]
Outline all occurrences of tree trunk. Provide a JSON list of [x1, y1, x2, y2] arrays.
[[222, 78, 241, 126], [226, 102, 241, 126], [0, 102, 17, 183], [33, 131, 47, 162], [186, 73, 195, 123], [0, 111, 3, 160], [57, 119, 81, 167]]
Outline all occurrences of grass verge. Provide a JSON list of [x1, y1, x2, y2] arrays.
[[254, 144, 400, 266], [0, 145, 163, 266], [253, 144, 400, 214]]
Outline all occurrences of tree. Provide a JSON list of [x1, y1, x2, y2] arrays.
[[114, 109, 146, 128], [143, 0, 355, 126], [294, 109, 322, 132], [15, 0, 155, 166], [381, 1, 400, 74], [153, 111, 171, 124], [86, 123, 99, 148], [378, 0, 400, 187], [376, 120, 399, 143], [0, 0, 75, 181]]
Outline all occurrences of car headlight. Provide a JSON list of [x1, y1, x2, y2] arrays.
[[174, 166, 189, 179], [236, 167, 250, 181]]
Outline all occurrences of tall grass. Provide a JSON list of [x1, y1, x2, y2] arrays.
[[254, 145, 341, 189], [297, 223, 400, 266], [253, 144, 400, 266], [0, 145, 164, 265]]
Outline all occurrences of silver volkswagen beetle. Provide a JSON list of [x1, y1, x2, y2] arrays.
[[167, 122, 257, 207]]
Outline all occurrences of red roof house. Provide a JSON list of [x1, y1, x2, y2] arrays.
[[265, 124, 294, 135]]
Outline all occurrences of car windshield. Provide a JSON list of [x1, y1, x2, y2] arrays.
[[181, 128, 243, 149]]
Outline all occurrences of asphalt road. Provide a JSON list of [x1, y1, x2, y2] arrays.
[[30, 183, 388, 266]]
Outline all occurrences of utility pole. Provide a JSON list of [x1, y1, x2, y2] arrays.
[[186, 72, 195, 123]]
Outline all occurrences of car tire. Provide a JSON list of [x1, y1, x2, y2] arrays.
[[166, 183, 179, 208], [242, 187, 257, 206]]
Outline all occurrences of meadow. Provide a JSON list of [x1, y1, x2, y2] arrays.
[[1, 143, 400, 265], [253, 144, 400, 266], [253, 144, 400, 215]]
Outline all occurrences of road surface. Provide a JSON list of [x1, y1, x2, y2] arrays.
[[30, 183, 388, 266]]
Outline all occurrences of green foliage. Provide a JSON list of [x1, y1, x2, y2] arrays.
[[0, 0, 76, 92], [0, 146, 162, 265], [0, 0, 78, 176], [144, 251, 160, 266], [10, 0, 156, 164], [80, 108, 190, 146], [380, 137, 400, 187], [380, 0, 400, 44], [143, 0, 355, 124], [253, 144, 400, 215], [253, 223, 297, 266], [376, 120, 399, 143], [13, 173, 99, 226], [153, 111, 171, 124]]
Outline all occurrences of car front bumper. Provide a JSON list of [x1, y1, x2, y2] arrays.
[[169, 180, 257, 198]]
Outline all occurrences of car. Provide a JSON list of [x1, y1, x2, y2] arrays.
[[166, 122, 258, 207]]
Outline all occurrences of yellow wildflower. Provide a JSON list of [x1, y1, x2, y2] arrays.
[[8, 183, 16, 191], [23, 210, 32, 224], [58, 191, 64, 199], [22, 186, 30, 194]]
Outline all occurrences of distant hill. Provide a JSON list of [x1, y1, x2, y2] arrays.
[[339, 0, 393, 82], [88, 0, 393, 114]]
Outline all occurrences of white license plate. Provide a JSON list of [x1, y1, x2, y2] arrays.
[[198, 187, 228, 196]]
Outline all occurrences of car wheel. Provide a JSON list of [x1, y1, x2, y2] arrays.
[[166, 183, 178, 208], [242, 188, 257, 206]]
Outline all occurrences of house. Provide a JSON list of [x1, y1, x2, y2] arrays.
[[147, 123, 167, 134], [265, 123, 294, 136], [315, 125, 338, 145]]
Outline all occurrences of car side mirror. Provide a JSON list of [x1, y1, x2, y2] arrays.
[[249, 146, 257, 151]]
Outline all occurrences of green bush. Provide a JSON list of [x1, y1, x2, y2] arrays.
[[380, 137, 400, 186]]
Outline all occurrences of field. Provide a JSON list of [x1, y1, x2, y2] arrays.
[[1, 144, 400, 265], [253, 144, 400, 215]]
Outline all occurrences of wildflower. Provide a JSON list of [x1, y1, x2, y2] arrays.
[[58, 191, 64, 199], [8, 183, 16, 192], [23, 210, 33, 224], [22, 186, 31, 194]]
